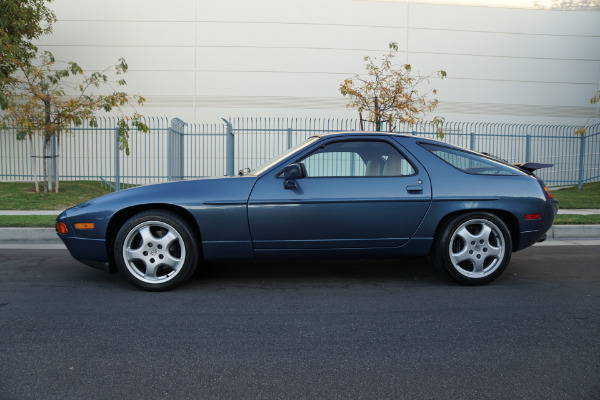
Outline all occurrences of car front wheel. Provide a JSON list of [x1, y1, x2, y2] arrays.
[[433, 212, 512, 285], [114, 210, 199, 291]]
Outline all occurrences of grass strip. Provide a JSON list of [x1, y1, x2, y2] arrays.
[[0, 181, 112, 210], [0, 215, 57, 227], [553, 214, 600, 225], [552, 182, 600, 209]]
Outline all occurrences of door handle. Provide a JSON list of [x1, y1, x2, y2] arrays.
[[406, 185, 423, 193]]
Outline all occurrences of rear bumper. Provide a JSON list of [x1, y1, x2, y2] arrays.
[[516, 199, 558, 250]]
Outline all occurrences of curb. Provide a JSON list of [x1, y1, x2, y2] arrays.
[[0, 228, 62, 243], [546, 225, 600, 239], [0, 226, 599, 244]]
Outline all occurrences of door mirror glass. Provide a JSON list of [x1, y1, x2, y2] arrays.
[[283, 163, 306, 189]]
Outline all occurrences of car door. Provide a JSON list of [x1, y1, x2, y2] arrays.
[[247, 137, 432, 249]]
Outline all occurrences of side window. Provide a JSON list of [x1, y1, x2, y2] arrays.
[[421, 143, 520, 175], [299, 140, 415, 178]]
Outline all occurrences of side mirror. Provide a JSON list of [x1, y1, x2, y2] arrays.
[[283, 163, 306, 189]]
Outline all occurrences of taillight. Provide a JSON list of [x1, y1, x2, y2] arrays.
[[543, 186, 554, 200], [56, 222, 69, 234], [525, 214, 542, 220]]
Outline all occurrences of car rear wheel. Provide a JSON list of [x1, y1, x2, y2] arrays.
[[114, 210, 198, 291], [433, 212, 512, 285]]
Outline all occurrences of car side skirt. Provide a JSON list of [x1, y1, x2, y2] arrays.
[[252, 238, 434, 259], [203, 240, 255, 260]]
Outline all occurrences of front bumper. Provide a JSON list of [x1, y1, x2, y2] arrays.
[[57, 234, 112, 273]]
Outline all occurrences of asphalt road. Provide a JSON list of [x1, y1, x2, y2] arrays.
[[0, 246, 599, 400]]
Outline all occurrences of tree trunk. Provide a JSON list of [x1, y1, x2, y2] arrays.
[[46, 137, 52, 192], [54, 135, 59, 193], [42, 135, 53, 192], [374, 96, 381, 132], [28, 135, 39, 193], [43, 99, 52, 192], [55, 162, 59, 192], [42, 136, 48, 192]]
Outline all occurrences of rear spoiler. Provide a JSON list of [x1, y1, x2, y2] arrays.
[[511, 162, 553, 173]]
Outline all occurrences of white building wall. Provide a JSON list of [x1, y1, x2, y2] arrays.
[[36, 0, 600, 125]]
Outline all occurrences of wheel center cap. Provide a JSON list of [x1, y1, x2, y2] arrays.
[[150, 249, 157, 256], [474, 245, 481, 251]]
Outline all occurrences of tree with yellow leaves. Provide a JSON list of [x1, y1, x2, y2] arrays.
[[340, 42, 446, 135], [575, 89, 600, 136], [1, 51, 149, 193]]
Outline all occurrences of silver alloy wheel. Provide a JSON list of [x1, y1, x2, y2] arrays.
[[448, 218, 506, 278], [122, 220, 187, 284]]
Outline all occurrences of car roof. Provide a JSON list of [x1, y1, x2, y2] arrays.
[[314, 131, 506, 161], [314, 131, 443, 145], [317, 131, 416, 139]]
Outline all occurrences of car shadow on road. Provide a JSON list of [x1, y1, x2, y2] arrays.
[[189, 257, 450, 288]]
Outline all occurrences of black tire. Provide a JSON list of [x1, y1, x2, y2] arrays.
[[432, 212, 512, 285], [114, 210, 199, 291]]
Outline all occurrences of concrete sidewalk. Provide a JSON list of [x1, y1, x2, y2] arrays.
[[0, 210, 65, 215], [556, 209, 600, 215]]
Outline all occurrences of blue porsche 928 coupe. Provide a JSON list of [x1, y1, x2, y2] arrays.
[[57, 132, 558, 290]]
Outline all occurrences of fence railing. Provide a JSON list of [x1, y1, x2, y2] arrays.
[[1, 117, 598, 190]]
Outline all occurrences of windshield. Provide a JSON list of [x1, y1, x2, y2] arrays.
[[250, 136, 320, 176]]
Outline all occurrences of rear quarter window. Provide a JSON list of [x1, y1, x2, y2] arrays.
[[420, 143, 523, 176]]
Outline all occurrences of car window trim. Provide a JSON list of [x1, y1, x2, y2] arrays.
[[275, 138, 419, 179]]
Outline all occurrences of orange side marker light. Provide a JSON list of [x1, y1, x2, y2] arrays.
[[56, 222, 69, 234], [74, 223, 95, 230]]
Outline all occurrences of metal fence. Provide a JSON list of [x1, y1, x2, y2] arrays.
[[1, 117, 599, 190]]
